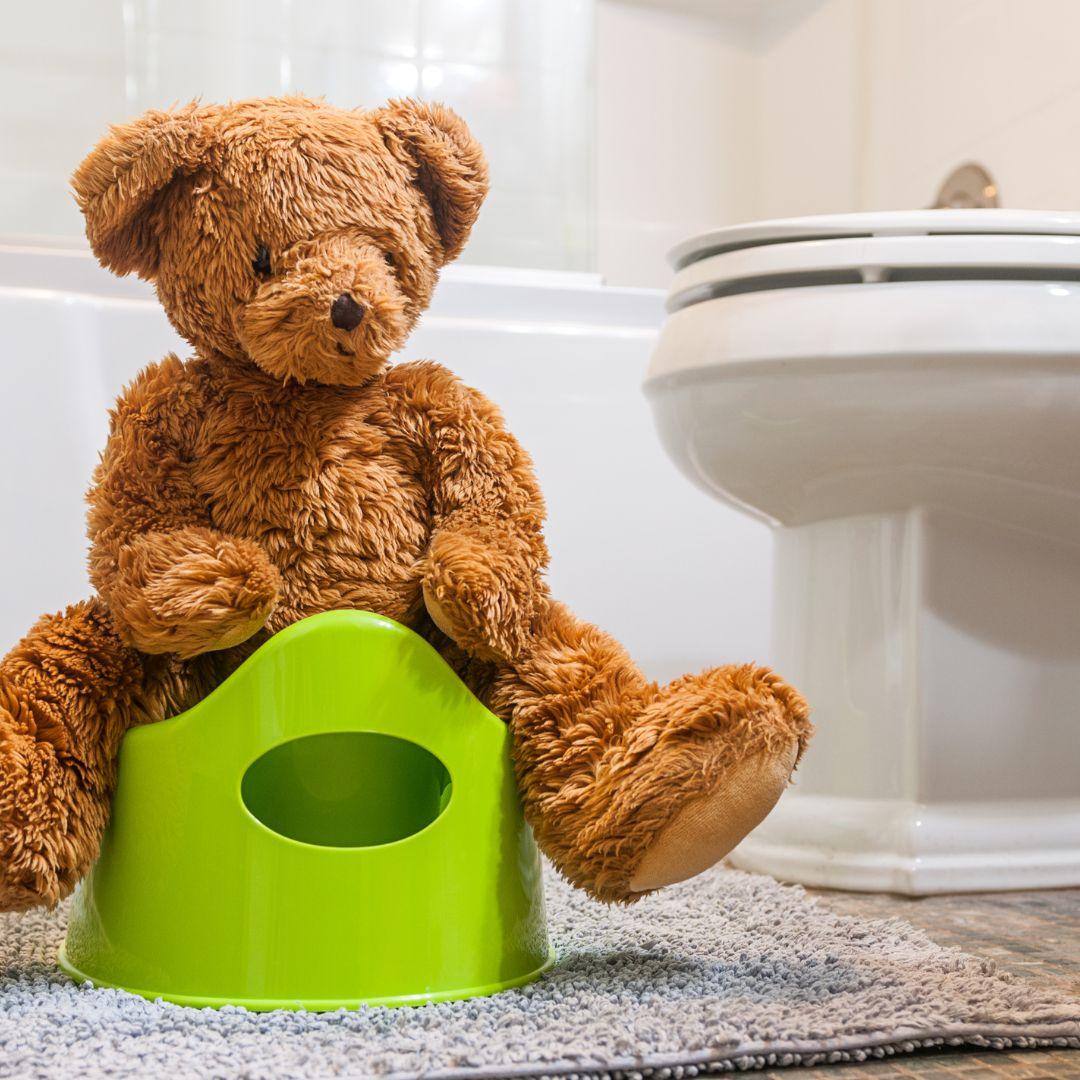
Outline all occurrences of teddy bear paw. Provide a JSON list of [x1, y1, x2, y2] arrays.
[[628, 739, 798, 892], [108, 530, 281, 658], [422, 532, 538, 661], [610, 663, 810, 897]]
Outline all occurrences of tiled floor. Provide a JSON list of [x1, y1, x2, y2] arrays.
[[760, 885, 1080, 1079]]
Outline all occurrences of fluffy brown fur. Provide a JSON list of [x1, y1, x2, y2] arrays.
[[0, 97, 811, 911]]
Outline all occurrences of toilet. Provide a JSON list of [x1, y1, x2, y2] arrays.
[[646, 210, 1080, 895]]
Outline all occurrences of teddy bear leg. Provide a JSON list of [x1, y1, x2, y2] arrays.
[[489, 601, 812, 903], [0, 598, 197, 911]]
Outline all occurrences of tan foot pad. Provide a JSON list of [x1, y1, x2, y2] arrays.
[[629, 740, 798, 893]]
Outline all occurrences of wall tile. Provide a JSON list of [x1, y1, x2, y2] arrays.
[[0, 0, 595, 275]]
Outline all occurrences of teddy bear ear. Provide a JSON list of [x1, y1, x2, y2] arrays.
[[376, 99, 489, 264], [71, 102, 219, 278]]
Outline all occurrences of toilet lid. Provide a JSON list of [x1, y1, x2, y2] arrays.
[[671, 210, 1080, 267], [668, 209, 1080, 312]]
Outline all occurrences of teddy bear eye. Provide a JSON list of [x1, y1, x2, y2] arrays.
[[252, 244, 272, 279], [383, 250, 405, 285]]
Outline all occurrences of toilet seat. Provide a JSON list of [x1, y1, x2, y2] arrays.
[[650, 210, 1080, 382], [668, 233, 1080, 313], [669, 209, 1080, 269]]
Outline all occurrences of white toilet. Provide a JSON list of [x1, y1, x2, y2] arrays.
[[646, 209, 1080, 895]]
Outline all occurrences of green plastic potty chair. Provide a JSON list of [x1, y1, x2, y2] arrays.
[[59, 610, 553, 1010]]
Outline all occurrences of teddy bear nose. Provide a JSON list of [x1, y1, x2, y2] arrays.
[[330, 293, 365, 331]]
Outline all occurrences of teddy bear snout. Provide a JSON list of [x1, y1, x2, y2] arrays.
[[330, 293, 365, 331]]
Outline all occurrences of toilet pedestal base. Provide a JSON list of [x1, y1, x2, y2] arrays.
[[731, 795, 1080, 894], [732, 509, 1080, 894]]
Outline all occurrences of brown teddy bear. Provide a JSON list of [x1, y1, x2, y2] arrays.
[[0, 97, 810, 912]]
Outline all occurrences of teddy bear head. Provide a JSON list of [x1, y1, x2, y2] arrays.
[[72, 97, 488, 387]]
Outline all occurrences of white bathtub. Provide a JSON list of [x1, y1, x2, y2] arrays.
[[0, 241, 773, 680]]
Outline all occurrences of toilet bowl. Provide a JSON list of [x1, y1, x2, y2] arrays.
[[646, 210, 1080, 895]]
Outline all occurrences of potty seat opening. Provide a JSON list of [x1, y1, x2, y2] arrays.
[[241, 732, 453, 848]]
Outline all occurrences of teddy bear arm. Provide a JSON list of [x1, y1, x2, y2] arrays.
[[389, 363, 549, 661], [87, 357, 280, 658], [423, 510, 548, 661], [97, 526, 281, 659]]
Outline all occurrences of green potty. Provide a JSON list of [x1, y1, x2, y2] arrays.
[[59, 610, 552, 1010]]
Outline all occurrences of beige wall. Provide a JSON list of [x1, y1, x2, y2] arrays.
[[750, 0, 862, 221], [598, 0, 1080, 287], [860, 0, 1080, 213], [595, 1, 755, 288]]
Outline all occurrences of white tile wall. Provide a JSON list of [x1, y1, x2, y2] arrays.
[[0, 0, 595, 272]]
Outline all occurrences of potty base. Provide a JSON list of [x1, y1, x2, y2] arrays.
[[57, 944, 555, 1012]]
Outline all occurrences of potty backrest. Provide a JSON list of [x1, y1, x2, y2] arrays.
[[62, 610, 550, 1009]]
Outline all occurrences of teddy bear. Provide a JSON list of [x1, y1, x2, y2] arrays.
[[0, 97, 811, 912]]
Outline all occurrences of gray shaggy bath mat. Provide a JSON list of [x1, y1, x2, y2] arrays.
[[0, 867, 1076, 1079]]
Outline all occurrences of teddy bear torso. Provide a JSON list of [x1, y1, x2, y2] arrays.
[[187, 356, 433, 633]]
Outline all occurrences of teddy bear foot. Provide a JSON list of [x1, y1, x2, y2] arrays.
[[628, 739, 798, 892], [611, 662, 810, 900], [0, 599, 165, 910]]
